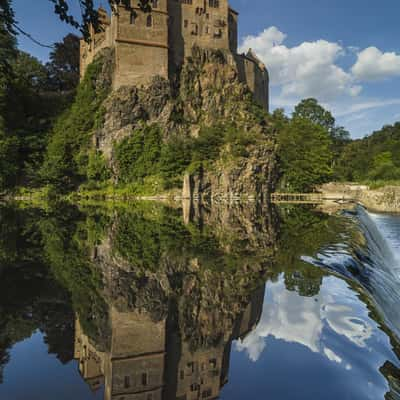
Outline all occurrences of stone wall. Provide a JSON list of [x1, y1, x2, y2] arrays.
[[236, 50, 269, 111], [319, 183, 400, 213], [168, 0, 235, 69], [80, 8, 112, 79]]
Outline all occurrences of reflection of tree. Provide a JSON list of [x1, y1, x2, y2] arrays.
[[275, 205, 350, 297], [38, 204, 111, 350], [0, 255, 75, 383], [380, 361, 400, 400]]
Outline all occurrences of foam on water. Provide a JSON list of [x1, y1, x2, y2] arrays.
[[368, 211, 400, 274], [303, 206, 400, 340]]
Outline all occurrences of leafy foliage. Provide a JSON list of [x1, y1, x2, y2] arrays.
[[334, 122, 400, 182], [0, 20, 79, 191], [42, 56, 109, 190], [277, 115, 333, 192], [46, 33, 80, 91], [114, 123, 261, 192]]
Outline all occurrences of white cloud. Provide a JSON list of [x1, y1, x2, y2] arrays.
[[352, 47, 400, 81], [332, 98, 400, 118], [239, 27, 361, 102], [239, 26, 400, 137]]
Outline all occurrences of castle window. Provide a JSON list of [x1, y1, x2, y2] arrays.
[[130, 12, 136, 25], [209, 0, 219, 8], [184, 19, 188, 28], [213, 28, 222, 38], [151, 0, 158, 8], [202, 389, 212, 398], [205, 26, 209, 34], [191, 23, 198, 35], [190, 383, 199, 392], [146, 15, 153, 27], [124, 376, 130, 389], [142, 373, 148, 386]]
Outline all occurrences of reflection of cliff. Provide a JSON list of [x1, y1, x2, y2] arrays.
[[74, 285, 265, 400], [69, 202, 273, 399]]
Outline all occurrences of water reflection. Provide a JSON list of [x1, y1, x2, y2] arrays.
[[0, 202, 399, 399]]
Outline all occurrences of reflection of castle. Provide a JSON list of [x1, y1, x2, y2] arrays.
[[74, 286, 265, 400]]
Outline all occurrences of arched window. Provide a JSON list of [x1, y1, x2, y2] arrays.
[[146, 15, 153, 27]]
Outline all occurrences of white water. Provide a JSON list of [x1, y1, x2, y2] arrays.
[[367, 211, 400, 275], [304, 207, 400, 340]]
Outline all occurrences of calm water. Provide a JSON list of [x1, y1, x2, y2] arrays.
[[0, 202, 399, 400]]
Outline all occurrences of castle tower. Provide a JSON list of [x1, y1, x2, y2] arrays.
[[168, 0, 236, 70], [111, 0, 169, 89]]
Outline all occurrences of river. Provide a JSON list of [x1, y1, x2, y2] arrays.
[[0, 202, 398, 400]]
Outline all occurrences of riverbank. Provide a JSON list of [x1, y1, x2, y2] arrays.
[[319, 183, 400, 213]]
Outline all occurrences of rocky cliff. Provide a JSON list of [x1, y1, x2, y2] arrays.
[[92, 47, 277, 201]]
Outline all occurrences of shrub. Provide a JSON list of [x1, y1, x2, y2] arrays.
[[41, 56, 109, 190]]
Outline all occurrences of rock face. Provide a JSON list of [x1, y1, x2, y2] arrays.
[[183, 143, 277, 203], [93, 47, 277, 200], [358, 186, 400, 213]]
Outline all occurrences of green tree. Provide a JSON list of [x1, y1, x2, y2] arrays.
[[278, 117, 333, 191], [115, 125, 162, 184], [293, 98, 335, 135], [42, 56, 110, 190], [369, 152, 400, 180], [46, 33, 80, 91], [335, 122, 400, 183]]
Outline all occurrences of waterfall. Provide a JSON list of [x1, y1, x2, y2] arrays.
[[304, 206, 400, 340]]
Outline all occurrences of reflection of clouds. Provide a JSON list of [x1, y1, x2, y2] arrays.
[[235, 277, 373, 366], [323, 347, 342, 364], [322, 304, 373, 347]]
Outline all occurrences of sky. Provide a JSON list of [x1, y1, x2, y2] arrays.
[[12, 0, 400, 138]]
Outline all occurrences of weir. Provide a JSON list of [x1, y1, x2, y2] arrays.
[[271, 192, 352, 204], [305, 206, 400, 340]]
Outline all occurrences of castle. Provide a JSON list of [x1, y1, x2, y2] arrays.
[[80, 0, 269, 110], [74, 286, 265, 400]]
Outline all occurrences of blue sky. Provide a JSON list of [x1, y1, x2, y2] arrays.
[[13, 0, 400, 138]]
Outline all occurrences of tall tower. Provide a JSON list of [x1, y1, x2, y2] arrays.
[[111, 0, 169, 88], [168, 0, 233, 71]]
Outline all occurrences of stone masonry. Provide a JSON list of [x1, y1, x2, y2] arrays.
[[80, 0, 269, 110]]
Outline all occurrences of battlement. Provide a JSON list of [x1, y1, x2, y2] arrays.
[[80, 1, 269, 110]]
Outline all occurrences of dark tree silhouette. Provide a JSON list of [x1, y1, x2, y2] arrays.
[[47, 33, 80, 91]]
